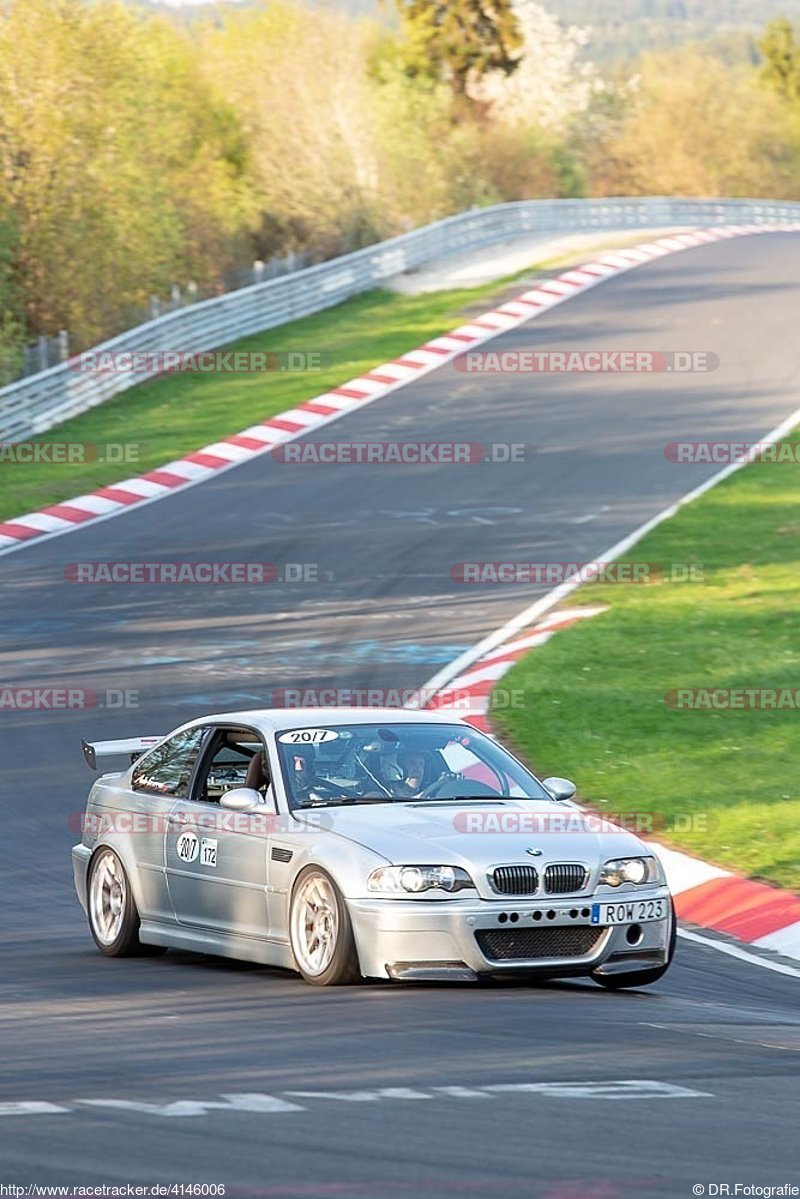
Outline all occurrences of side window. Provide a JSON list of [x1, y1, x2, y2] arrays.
[[195, 729, 268, 803], [132, 727, 207, 798]]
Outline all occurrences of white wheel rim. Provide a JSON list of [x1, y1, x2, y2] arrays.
[[89, 850, 127, 946], [291, 873, 339, 977]]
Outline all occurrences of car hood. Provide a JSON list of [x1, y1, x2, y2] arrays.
[[293, 799, 648, 871]]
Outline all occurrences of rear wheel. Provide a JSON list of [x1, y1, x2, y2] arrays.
[[87, 848, 161, 957], [592, 899, 677, 991], [289, 867, 360, 986]]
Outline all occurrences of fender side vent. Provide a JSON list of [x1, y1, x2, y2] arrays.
[[271, 847, 293, 863]]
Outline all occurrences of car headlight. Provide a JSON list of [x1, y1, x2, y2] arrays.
[[598, 856, 664, 887], [367, 865, 475, 895]]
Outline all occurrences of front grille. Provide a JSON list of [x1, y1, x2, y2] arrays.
[[476, 926, 603, 962], [491, 865, 539, 895], [544, 863, 588, 894]]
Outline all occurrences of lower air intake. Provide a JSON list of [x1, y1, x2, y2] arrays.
[[476, 926, 604, 962]]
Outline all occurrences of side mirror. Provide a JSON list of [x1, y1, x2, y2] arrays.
[[220, 787, 268, 813], [542, 776, 577, 802]]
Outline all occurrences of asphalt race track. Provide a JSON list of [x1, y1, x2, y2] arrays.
[[1, 233, 799, 1197]]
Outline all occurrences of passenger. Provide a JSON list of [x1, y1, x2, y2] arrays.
[[245, 749, 269, 794], [289, 744, 320, 802]]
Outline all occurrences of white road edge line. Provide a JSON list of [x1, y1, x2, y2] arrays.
[[413, 400, 800, 703], [677, 928, 800, 980]]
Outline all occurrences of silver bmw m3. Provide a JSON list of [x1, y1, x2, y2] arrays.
[[72, 708, 675, 987]]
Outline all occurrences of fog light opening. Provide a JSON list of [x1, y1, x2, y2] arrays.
[[626, 923, 644, 946]]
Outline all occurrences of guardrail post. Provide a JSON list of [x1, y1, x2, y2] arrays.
[[58, 330, 69, 362]]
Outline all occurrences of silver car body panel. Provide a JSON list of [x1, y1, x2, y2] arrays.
[[72, 707, 673, 981]]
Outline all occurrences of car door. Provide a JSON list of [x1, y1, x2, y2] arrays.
[[164, 726, 274, 941], [127, 724, 209, 923]]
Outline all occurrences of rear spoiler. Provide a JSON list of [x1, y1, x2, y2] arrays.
[[82, 736, 162, 771]]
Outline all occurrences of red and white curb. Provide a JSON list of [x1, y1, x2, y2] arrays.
[[3, 222, 800, 557], [420, 606, 800, 966], [422, 605, 607, 732]]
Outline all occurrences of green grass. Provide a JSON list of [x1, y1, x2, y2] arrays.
[[493, 433, 800, 891], [0, 279, 523, 521], [0, 228, 669, 522]]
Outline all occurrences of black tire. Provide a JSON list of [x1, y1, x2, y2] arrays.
[[289, 866, 361, 986], [87, 847, 163, 957], [592, 899, 677, 991]]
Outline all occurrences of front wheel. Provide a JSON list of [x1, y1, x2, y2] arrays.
[[592, 900, 677, 991], [289, 867, 361, 986]]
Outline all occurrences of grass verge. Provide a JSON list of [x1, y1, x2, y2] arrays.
[[0, 227, 681, 522], [492, 432, 800, 892], [0, 278, 523, 522]]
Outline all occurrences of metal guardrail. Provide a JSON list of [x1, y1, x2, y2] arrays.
[[2, 196, 800, 443]]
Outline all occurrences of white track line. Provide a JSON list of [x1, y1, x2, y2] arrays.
[[677, 929, 800, 981], [416, 401, 800, 703]]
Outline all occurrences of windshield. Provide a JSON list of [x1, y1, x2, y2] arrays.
[[275, 722, 550, 808]]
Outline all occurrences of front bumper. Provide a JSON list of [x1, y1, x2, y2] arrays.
[[347, 888, 672, 981]]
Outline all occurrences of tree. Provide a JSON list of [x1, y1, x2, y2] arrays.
[[394, 0, 523, 99], [0, 0, 257, 347], [759, 17, 800, 102], [473, 0, 605, 131], [587, 49, 800, 199], [0, 204, 24, 383]]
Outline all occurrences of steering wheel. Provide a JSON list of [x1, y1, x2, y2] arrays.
[[418, 774, 501, 799], [417, 771, 461, 799]]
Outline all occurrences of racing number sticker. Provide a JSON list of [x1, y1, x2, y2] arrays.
[[176, 831, 199, 863], [201, 838, 218, 868], [278, 729, 339, 744]]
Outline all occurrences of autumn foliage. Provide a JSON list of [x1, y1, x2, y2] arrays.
[[1, 0, 800, 368]]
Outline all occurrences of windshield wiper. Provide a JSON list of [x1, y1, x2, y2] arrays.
[[413, 795, 512, 803], [297, 795, 395, 808]]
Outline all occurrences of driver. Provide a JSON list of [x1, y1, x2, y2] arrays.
[[394, 750, 431, 797]]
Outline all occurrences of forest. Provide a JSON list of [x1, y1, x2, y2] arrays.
[[3, 0, 800, 374]]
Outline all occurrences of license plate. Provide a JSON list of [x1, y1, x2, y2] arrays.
[[591, 898, 666, 926]]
